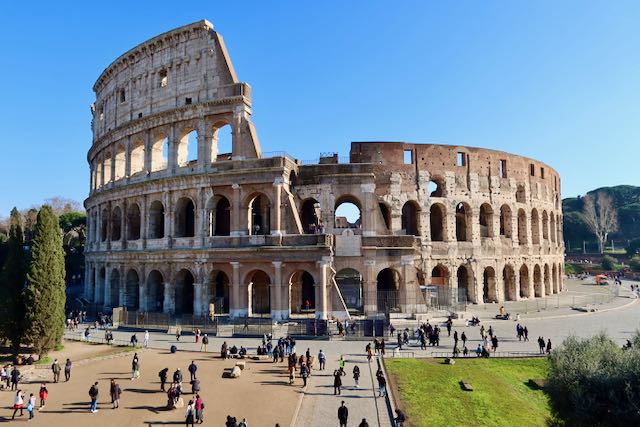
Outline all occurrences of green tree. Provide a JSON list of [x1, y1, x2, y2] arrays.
[[601, 255, 617, 271], [23, 205, 66, 357], [0, 208, 27, 351]]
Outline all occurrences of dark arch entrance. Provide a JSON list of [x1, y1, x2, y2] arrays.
[[110, 269, 120, 307], [335, 268, 363, 314], [301, 199, 320, 234], [430, 204, 446, 241], [125, 269, 140, 310], [402, 201, 420, 236], [174, 269, 195, 315], [146, 270, 164, 312], [248, 270, 271, 316], [290, 271, 315, 314], [483, 267, 497, 303], [377, 268, 401, 312], [210, 270, 230, 315], [175, 198, 195, 238]]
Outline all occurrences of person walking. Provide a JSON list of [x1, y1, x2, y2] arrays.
[[201, 334, 209, 352], [130, 333, 138, 347], [110, 379, 122, 409], [338, 356, 346, 373], [12, 389, 24, 419], [51, 358, 61, 383], [538, 337, 545, 354], [144, 330, 150, 348], [358, 419, 369, 427], [338, 401, 349, 427], [38, 383, 48, 409], [188, 361, 198, 381], [185, 399, 196, 427], [195, 394, 204, 424], [176, 326, 182, 342], [159, 367, 169, 391], [461, 331, 467, 347], [377, 371, 387, 397], [26, 392, 36, 420], [10, 365, 20, 390], [89, 381, 99, 413], [333, 369, 345, 395], [523, 326, 529, 341], [546, 339, 552, 354], [64, 358, 72, 381], [131, 353, 140, 379], [352, 365, 360, 388], [318, 350, 326, 370], [195, 328, 201, 344], [301, 363, 309, 387], [394, 409, 407, 426], [174, 368, 183, 384]]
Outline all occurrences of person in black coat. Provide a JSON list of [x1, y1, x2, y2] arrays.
[[159, 368, 168, 391], [338, 401, 348, 427]]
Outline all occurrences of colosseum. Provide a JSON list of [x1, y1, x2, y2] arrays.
[[84, 20, 565, 322]]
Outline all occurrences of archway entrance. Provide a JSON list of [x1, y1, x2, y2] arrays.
[[335, 268, 363, 314], [209, 271, 230, 315], [301, 199, 320, 234], [401, 201, 420, 236], [377, 268, 401, 312], [430, 204, 446, 241], [125, 270, 140, 310], [110, 269, 120, 307], [248, 270, 271, 316], [483, 267, 497, 303], [533, 265, 543, 297], [249, 194, 270, 235], [519, 265, 530, 298], [175, 198, 195, 238], [457, 265, 473, 303], [290, 271, 315, 314], [146, 270, 164, 312], [174, 269, 195, 315], [503, 265, 517, 301]]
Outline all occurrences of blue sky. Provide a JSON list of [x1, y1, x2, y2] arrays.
[[1, 1, 639, 217]]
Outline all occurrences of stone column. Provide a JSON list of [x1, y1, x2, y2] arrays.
[[230, 183, 243, 236], [141, 194, 148, 249], [361, 183, 376, 237], [271, 261, 287, 320], [193, 283, 203, 316], [164, 191, 173, 247], [363, 259, 377, 316], [143, 130, 152, 173], [94, 266, 101, 305], [84, 263, 92, 301], [401, 258, 416, 314], [197, 118, 210, 170], [168, 125, 178, 172], [118, 265, 126, 308], [271, 178, 283, 236], [315, 260, 329, 320], [104, 267, 112, 307], [163, 282, 175, 315], [197, 187, 206, 247], [230, 262, 246, 318], [124, 136, 132, 180], [138, 265, 146, 311]]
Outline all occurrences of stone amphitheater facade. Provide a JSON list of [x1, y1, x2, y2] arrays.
[[84, 20, 564, 320]]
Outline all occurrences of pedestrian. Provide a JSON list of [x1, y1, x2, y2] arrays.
[[26, 392, 35, 420], [12, 389, 24, 419], [174, 368, 183, 384], [338, 356, 346, 373], [201, 334, 209, 352], [394, 409, 407, 426], [130, 333, 138, 347], [318, 350, 326, 370], [377, 373, 387, 397], [538, 337, 545, 354], [38, 383, 48, 409], [63, 358, 72, 381], [195, 328, 201, 344], [159, 367, 169, 391], [195, 393, 204, 423], [446, 320, 452, 337], [144, 330, 150, 348], [176, 326, 182, 341], [338, 401, 349, 427], [110, 379, 121, 409], [301, 363, 309, 387], [185, 399, 196, 427], [491, 335, 499, 352], [453, 330, 459, 346], [524, 326, 529, 341], [51, 358, 61, 383], [238, 418, 248, 427], [131, 353, 140, 379], [89, 381, 99, 413], [546, 339, 552, 354], [353, 365, 360, 388], [188, 360, 198, 381], [191, 378, 201, 394], [461, 331, 467, 347], [333, 369, 345, 395], [10, 365, 20, 390], [359, 418, 369, 427]]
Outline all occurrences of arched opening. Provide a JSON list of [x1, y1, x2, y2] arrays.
[[151, 135, 169, 172], [174, 269, 195, 315], [127, 203, 141, 240], [290, 271, 315, 314], [125, 269, 140, 310], [100, 208, 109, 242], [456, 202, 472, 241], [479, 203, 493, 238], [428, 177, 445, 197], [211, 124, 233, 162], [503, 265, 517, 301], [431, 265, 449, 286], [95, 161, 103, 188], [207, 196, 231, 236], [111, 206, 122, 241], [130, 140, 145, 175], [335, 268, 363, 314], [146, 270, 164, 312], [335, 196, 362, 229], [114, 144, 126, 180], [544, 264, 551, 295], [248, 193, 271, 235], [377, 268, 401, 312], [110, 269, 120, 307], [96, 267, 106, 304], [516, 184, 526, 203], [175, 197, 195, 238], [430, 203, 446, 241], [499, 205, 513, 238], [457, 265, 473, 302], [482, 267, 497, 303], [531, 209, 540, 244], [103, 152, 112, 182], [550, 213, 557, 244], [178, 129, 198, 166], [248, 270, 271, 316], [542, 211, 549, 241], [379, 203, 392, 230], [301, 199, 320, 234], [209, 270, 230, 315], [533, 265, 543, 297], [402, 201, 420, 236], [519, 265, 530, 298], [148, 200, 165, 239], [517, 208, 527, 245]]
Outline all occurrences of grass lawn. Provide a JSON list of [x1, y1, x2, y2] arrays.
[[385, 357, 552, 427]]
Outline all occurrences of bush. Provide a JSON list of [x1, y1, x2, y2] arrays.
[[627, 238, 640, 256], [629, 256, 640, 273], [547, 333, 640, 426], [601, 255, 617, 271]]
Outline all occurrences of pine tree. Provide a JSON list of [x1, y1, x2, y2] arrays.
[[24, 205, 66, 357], [0, 208, 27, 352]]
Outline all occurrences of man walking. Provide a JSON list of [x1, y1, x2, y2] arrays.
[[89, 381, 99, 413], [144, 330, 150, 348], [338, 401, 349, 427], [110, 379, 121, 409], [64, 358, 72, 381], [318, 350, 326, 370], [188, 361, 198, 381], [51, 359, 61, 383], [201, 334, 209, 352], [538, 336, 545, 354]]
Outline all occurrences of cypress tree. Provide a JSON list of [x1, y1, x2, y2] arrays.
[[0, 208, 27, 352], [24, 205, 66, 357]]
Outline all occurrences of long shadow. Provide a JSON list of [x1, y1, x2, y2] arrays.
[[144, 422, 184, 425], [124, 388, 163, 394], [127, 405, 165, 413], [98, 372, 129, 375], [257, 380, 289, 386]]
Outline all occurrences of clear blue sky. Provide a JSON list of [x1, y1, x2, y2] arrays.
[[1, 1, 639, 217]]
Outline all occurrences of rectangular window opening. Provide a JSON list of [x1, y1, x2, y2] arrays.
[[138, 112, 143, 119], [530, 164, 535, 176], [541, 167, 545, 179], [457, 152, 466, 166], [159, 70, 168, 88], [499, 159, 507, 178], [185, 97, 192, 105], [119, 89, 126, 103], [403, 149, 413, 164]]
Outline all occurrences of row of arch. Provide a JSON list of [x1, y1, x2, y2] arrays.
[[91, 124, 233, 190]]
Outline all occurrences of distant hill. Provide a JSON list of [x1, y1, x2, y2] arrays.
[[563, 185, 640, 250]]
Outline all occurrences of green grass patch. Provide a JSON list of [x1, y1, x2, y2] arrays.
[[385, 358, 552, 427], [34, 356, 53, 365]]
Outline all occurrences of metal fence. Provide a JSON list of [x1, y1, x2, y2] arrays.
[[117, 310, 218, 334], [387, 350, 546, 359]]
